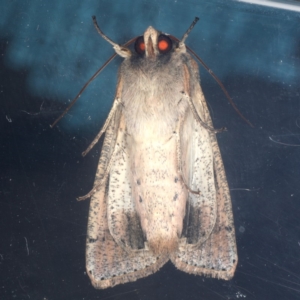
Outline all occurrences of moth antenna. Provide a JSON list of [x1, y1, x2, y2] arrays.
[[180, 17, 200, 45], [186, 46, 254, 127], [92, 16, 118, 47], [50, 17, 136, 128], [50, 54, 116, 128], [93, 16, 132, 58], [171, 31, 253, 127], [172, 18, 253, 127]]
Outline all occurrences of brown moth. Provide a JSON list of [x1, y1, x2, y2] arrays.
[[63, 17, 238, 289]]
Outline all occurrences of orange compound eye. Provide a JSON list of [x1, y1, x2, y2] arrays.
[[134, 36, 145, 55], [158, 35, 172, 54]]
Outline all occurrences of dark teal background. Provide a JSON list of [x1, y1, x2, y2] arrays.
[[1, 0, 300, 299]]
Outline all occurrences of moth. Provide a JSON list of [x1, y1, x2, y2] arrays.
[[53, 16, 238, 289]]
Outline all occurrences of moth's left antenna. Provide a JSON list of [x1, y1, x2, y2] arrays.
[[50, 16, 135, 128], [50, 54, 116, 128], [93, 16, 131, 58], [92, 16, 118, 47]]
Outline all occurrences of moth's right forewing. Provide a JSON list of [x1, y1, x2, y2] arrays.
[[181, 107, 217, 244], [171, 57, 237, 280]]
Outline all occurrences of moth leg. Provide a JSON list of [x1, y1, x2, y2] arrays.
[[174, 118, 200, 195], [77, 141, 119, 201], [182, 64, 225, 133], [82, 77, 124, 157], [77, 110, 127, 201]]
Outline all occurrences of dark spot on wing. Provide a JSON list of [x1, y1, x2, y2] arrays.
[[125, 212, 145, 250], [225, 226, 232, 232], [88, 238, 98, 243], [182, 202, 202, 244]]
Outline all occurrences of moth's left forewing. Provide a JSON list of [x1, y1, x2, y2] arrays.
[[171, 56, 237, 280], [86, 86, 169, 289]]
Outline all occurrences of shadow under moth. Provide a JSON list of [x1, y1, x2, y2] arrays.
[[53, 16, 238, 289]]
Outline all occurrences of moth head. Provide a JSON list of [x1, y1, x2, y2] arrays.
[[91, 16, 200, 60], [134, 26, 174, 58]]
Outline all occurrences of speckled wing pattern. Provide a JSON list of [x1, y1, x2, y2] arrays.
[[85, 68, 237, 288], [86, 109, 169, 289], [170, 60, 237, 280]]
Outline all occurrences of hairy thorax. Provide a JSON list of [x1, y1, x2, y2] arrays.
[[120, 53, 189, 139]]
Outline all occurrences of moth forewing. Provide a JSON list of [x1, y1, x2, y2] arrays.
[[180, 109, 217, 247], [170, 58, 237, 279], [86, 105, 170, 289]]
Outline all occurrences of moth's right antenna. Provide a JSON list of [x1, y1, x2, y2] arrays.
[[185, 46, 254, 127], [173, 17, 253, 128], [180, 17, 200, 45]]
